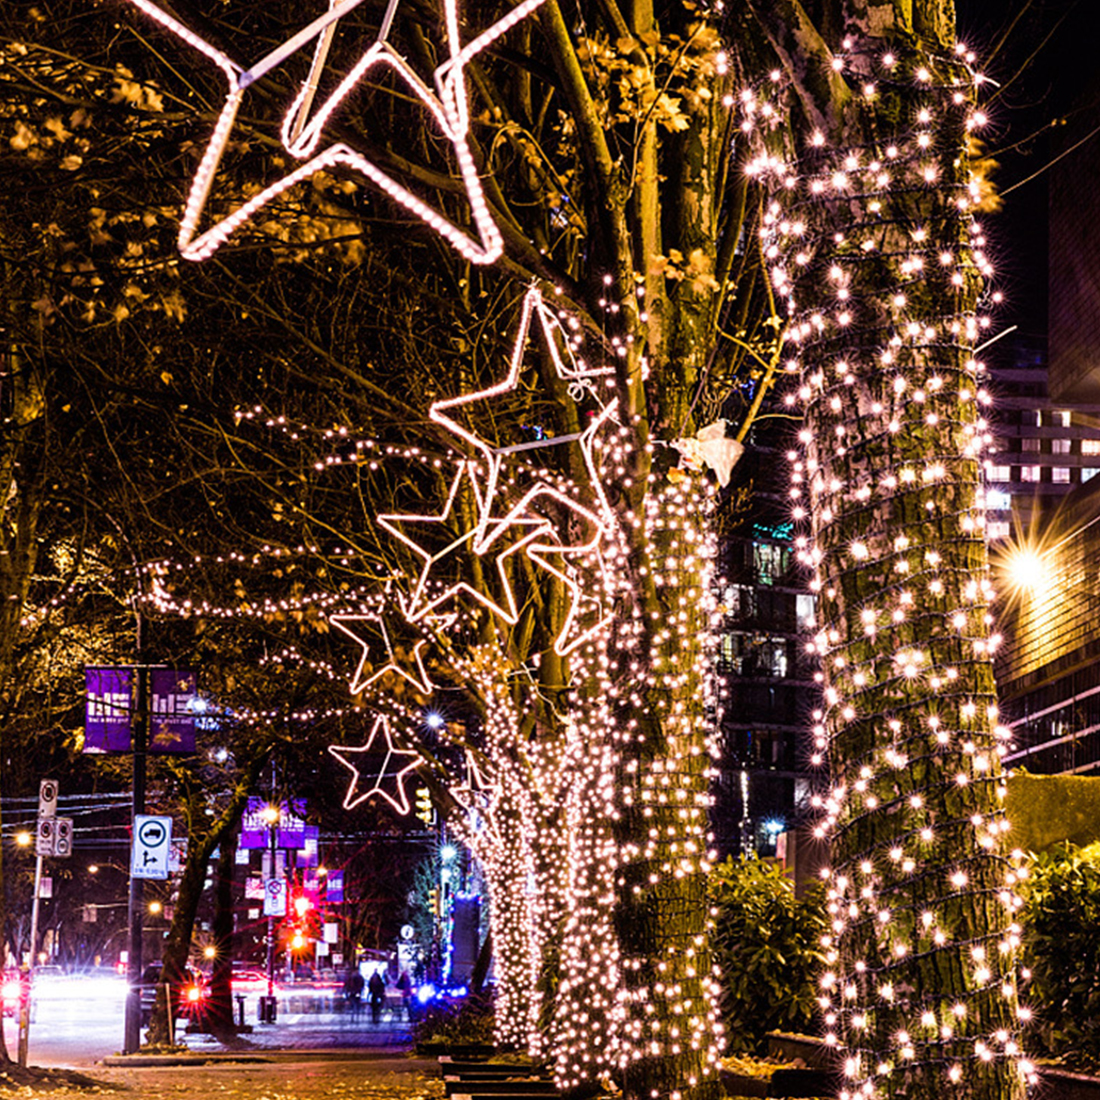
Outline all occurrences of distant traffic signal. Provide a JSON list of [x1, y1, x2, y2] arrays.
[[415, 787, 434, 826]]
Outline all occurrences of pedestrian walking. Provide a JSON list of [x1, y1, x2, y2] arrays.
[[344, 967, 365, 1017], [396, 970, 412, 1020], [367, 970, 386, 1025]]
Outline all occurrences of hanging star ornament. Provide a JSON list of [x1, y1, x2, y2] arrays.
[[328, 714, 421, 813], [330, 612, 436, 696], [121, 0, 548, 261], [428, 284, 616, 547], [451, 750, 500, 832], [379, 461, 549, 625]]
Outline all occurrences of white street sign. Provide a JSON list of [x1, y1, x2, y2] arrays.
[[131, 815, 172, 880], [263, 878, 287, 917], [38, 780, 58, 819]]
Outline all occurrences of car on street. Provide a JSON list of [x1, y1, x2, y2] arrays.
[[1, 971, 28, 1017]]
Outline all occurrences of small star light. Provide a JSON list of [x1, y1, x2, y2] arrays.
[[121, 0, 548, 261], [329, 613, 435, 695], [452, 750, 500, 831], [328, 714, 421, 813]]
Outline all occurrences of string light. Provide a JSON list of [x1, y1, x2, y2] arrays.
[[747, 38, 1031, 1100], [120, 0, 548, 262]]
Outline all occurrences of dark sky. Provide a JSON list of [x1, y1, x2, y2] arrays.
[[956, 0, 1094, 354]]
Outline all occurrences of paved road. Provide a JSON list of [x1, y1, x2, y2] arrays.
[[4, 978, 412, 1069]]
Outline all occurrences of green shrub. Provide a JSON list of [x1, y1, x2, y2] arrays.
[[1021, 842, 1100, 1068], [710, 855, 827, 1055], [411, 988, 495, 1048]]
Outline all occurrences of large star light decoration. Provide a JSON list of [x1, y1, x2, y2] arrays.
[[429, 285, 617, 548], [330, 612, 435, 695], [328, 714, 421, 813], [122, 0, 548, 261], [379, 461, 548, 625]]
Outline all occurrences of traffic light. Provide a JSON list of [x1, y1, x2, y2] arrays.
[[427, 888, 439, 917], [415, 787, 434, 826], [293, 892, 312, 919]]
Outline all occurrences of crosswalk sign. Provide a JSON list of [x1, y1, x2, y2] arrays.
[[132, 815, 173, 880]]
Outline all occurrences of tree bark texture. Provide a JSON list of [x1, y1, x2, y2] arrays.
[[758, 36, 1027, 1100]]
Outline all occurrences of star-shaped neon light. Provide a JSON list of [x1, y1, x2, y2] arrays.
[[379, 462, 548, 626], [328, 714, 421, 813], [429, 285, 616, 546], [527, 536, 614, 656], [330, 612, 435, 696], [451, 750, 499, 832], [121, 0, 547, 261]]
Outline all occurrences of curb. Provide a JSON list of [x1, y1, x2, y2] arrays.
[[101, 1054, 275, 1067], [100, 1048, 432, 1068]]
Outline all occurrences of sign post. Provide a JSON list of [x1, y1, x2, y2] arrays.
[[19, 781, 65, 1065], [85, 664, 195, 1054]]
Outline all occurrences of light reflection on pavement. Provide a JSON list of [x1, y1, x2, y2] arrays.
[[5, 974, 412, 1068]]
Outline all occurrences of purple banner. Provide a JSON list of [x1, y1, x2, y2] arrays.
[[277, 801, 307, 850], [326, 870, 345, 903], [150, 670, 197, 754], [240, 798, 308, 850], [85, 668, 133, 753], [240, 798, 271, 850], [297, 825, 319, 868]]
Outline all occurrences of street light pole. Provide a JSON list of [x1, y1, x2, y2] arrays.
[[123, 665, 149, 1055], [259, 802, 280, 1024]]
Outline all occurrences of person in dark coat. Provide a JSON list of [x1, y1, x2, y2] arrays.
[[367, 970, 386, 1024], [396, 970, 412, 1020], [344, 967, 365, 1016]]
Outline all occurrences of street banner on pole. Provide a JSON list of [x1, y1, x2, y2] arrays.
[[149, 670, 198, 753], [84, 668, 133, 753], [326, 870, 345, 903], [240, 798, 308, 849], [131, 815, 172, 880], [276, 801, 306, 849]]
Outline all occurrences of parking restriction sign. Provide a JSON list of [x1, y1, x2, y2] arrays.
[[131, 815, 173, 880], [263, 878, 287, 917]]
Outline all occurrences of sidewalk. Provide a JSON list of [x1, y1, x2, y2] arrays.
[[111, 1005, 417, 1062]]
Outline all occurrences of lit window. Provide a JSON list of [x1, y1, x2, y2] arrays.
[[1083, 440, 1100, 456], [1084, 468, 1100, 483], [754, 543, 790, 587], [1052, 439, 1071, 455], [723, 585, 756, 619], [986, 488, 1011, 510], [1059, 411, 1072, 428], [1053, 467, 1071, 484], [987, 464, 1011, 482], [987, 521, 1011, 541], [796, 594, 816, 631], [1020, 465, 1041, 482], [1021, 438, 1041, 452]]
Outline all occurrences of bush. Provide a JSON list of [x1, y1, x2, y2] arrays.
[[411, 988, 495, 1049], [710, 855, 827, 1055], [1021, 842, 1100, 1068]]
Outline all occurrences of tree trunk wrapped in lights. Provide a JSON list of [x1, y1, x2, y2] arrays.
[[743, 7, 1031, 1098]]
